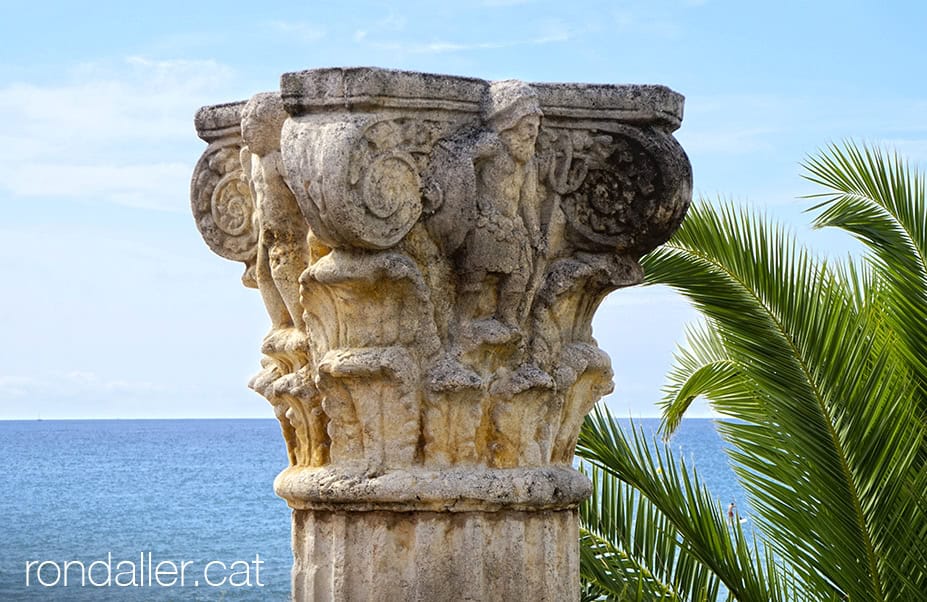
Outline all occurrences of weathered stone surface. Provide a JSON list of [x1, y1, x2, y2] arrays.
[[274, 464, 590, 512], [292, 509, 579, 602], [191, 101, 256, 286], [191, 66, 691, 601]]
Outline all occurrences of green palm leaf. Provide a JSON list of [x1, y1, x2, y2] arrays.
[[804, 142, 927, 393], [641, 198, 926, 600], [659, 323, 746, 437], [580, 460, 713, 601], [577, 407, 797, 602]]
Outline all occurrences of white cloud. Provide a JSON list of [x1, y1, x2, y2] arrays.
[[880, 138, 927, 165], [376, 13, 408, 30], [684, 95, 927, 151], [0, 56, 236, 211], [358, 32, 571, 54], [601, 284, 692, 310], [612, 8, 682, 39], [0, 370, 242, 419], [0, 371, 169, 401], [676, 94, 804, 156], [266, 20, 326, 42], [353, 12, 408, 44], [678, 126, 779, 155], [353, 19, 574, 54], [0, 376, 34, 399], [2, 161, 192, 211]]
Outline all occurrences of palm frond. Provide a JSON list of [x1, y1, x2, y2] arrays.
[[804, 141, 927, 389], [641, 200, 926, 600], [580, 528, 680, 601], [659, 322, 747, 437], [580, 460, 719, 601], [578, 407, 796, 602]]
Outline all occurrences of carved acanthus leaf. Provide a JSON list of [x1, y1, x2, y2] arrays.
[[193, 68, 692, 486]]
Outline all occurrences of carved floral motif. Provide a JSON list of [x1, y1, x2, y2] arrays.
[[190, 103, 258, 286], [193, 66, 691, 490], [193, 68, 691, 602]]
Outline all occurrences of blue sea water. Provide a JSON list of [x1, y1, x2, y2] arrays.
[[0, 418, 745, 600]]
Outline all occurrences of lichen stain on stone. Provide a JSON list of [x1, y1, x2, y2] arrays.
[[192, 66, 691, 601]]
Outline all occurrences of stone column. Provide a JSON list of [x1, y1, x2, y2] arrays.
[[191, 67, 691, 602]]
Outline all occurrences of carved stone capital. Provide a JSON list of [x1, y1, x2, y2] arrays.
[[191, 101, 257, 287], [192, 67, 691, 602]]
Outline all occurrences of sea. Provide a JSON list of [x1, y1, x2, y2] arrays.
[[0, 418, 745, 601]]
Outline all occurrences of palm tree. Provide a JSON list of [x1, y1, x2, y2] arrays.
[[577, 142, 927, 601]]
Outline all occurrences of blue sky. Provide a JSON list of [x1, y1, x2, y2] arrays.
[[1, 0, 925, 419]]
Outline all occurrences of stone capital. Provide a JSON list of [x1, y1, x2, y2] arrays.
[[191, 67, 691, 601]]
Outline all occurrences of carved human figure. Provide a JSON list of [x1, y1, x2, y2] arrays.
[[458, 81, 544, 331], [194, 67, 693, 602], [240, 93, 309, 338]]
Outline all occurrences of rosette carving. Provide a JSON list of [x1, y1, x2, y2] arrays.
[[196, 65, 692, 498], [195, 67, 694, 602], [543, 125, 691, 254], [190, 102, 258, 286], [191, 144, 257, 261]]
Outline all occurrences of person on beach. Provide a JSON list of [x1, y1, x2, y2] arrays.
[[727, 501, 736, 524]]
